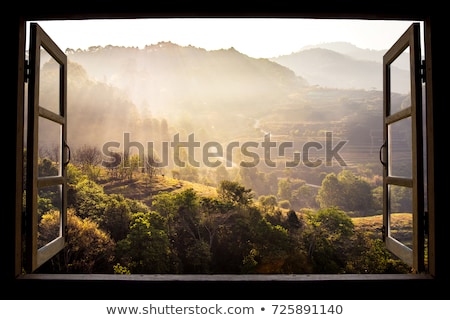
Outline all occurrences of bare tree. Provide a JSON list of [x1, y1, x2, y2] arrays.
[[74, 144, 102, 167], [144, 154, 162, 187], [38, 144, 60, 163]]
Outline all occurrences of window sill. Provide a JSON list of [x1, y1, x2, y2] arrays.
[[18, 273, 433, 281], [13, 273, 439, 299]]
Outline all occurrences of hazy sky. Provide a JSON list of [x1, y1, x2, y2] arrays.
[[30, 18, 421, 58]]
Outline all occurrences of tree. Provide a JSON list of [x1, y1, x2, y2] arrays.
[[199, 196, 234, 250], [144, 153, 162, 186], [170, 188, 212, 273], [277, 178, 292, 201], [101, 194, 132, 242], [316, 173, 343, 209], [217, 180, 254, 206], [152, 191, 178, 237], [286, 209, 302, 230], [182, 239, 212, 273], [127, 154, 142, 180], [74, 144, 102, 167], [72, 179, 108, 222], [316, 170, 374, 214], [174, 188, 201, 241], [344, 236, 411, 274], [178, 164, 200, 182], [72, 144, 103, 181], [38, 157, 59, 177], [115, 211, 171, 273], [215, 164, 229, 185], [337, 170, 374, 212], [291, 184, 318, 209], [242, 218, 291, 273], [258, 194, 278, 215], [303, 207, 355, 273], [103, 151, 122, 178], [37, 158, 61, 214], [38, 208, 115, 273], [160, 118, 170, 141], [236, 166, 268, 197]]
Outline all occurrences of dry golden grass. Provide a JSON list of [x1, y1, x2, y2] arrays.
[[352, 213, 413, 244], [171, 180, 218, 198], [100, 172, 217, 205]]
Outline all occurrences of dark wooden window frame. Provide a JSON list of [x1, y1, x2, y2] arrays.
[[8, 9, 445, 300], [382, 22, 425, 272], [25, 22, 68, 273]]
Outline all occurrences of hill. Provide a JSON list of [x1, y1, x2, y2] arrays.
[[99, 171, 411, 247], [271, 45, 410, 93], [64, 43, 308, 118], [36, 41, 411, 177], [352, 213, 412, 245], [100, 172, 217, 206]]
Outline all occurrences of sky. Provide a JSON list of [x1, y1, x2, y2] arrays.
[[29, 18, 422, 59]]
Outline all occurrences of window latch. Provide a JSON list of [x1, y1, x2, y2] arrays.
[[64, 141, 71, 167], [379, 141, 386, 168]]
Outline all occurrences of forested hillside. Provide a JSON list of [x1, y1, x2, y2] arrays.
[[36, 163, 411, 274]]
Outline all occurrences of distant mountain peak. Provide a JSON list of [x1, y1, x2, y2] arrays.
[[293, 41, 386, 64], [300, 41, 360, 52]]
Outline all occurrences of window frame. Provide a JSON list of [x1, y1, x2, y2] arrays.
[[8, 10, 443, 300], [25, 22, 68, 273], [382, 22, 425, 271]]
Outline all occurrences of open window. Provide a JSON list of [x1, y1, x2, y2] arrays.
[[381, 22, 426, 272], [25, 22, 68, 272], [16, 16, 436, 285]]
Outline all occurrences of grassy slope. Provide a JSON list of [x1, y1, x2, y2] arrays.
[[352, 213, 412, 243], [99, 171, 411, 241], [100, 172, 217, 206]]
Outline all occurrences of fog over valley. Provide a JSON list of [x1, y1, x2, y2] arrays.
[[35, 41, 411, 177]]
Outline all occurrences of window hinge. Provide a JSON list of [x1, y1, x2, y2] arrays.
[[420, 59, 426, 83], [24, 59, 30, 83]]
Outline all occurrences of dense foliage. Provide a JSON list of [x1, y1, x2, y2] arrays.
[[36, 159, 410, 274]]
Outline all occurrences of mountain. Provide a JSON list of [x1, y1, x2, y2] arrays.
[[297, 41, 410, 71], [65, 42, 308, 119], [37, 59, 156, 151], [298, 42, 386, 64], [36, 42, 409, 171], [270, 42, 410, 93]]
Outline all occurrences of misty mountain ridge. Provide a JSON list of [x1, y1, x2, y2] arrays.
[[63, 42, 308, 119], [61, 41, 410, 109], [270, 42, 410, 93], [296, 41, 388, 64], [292, 41, 409, 70], [36, 41, 410, 168]]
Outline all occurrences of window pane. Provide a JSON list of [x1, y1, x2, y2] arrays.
[[388, 184, 413, 249], [38, 184, 62, 249], [389, 46, 410, 114], [39, 46, 60, 115], [388, 117, 412, 178], [38, 116, 62, 177]]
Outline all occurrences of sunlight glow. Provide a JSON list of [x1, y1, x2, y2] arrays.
[[30, 18, 420, 58]]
